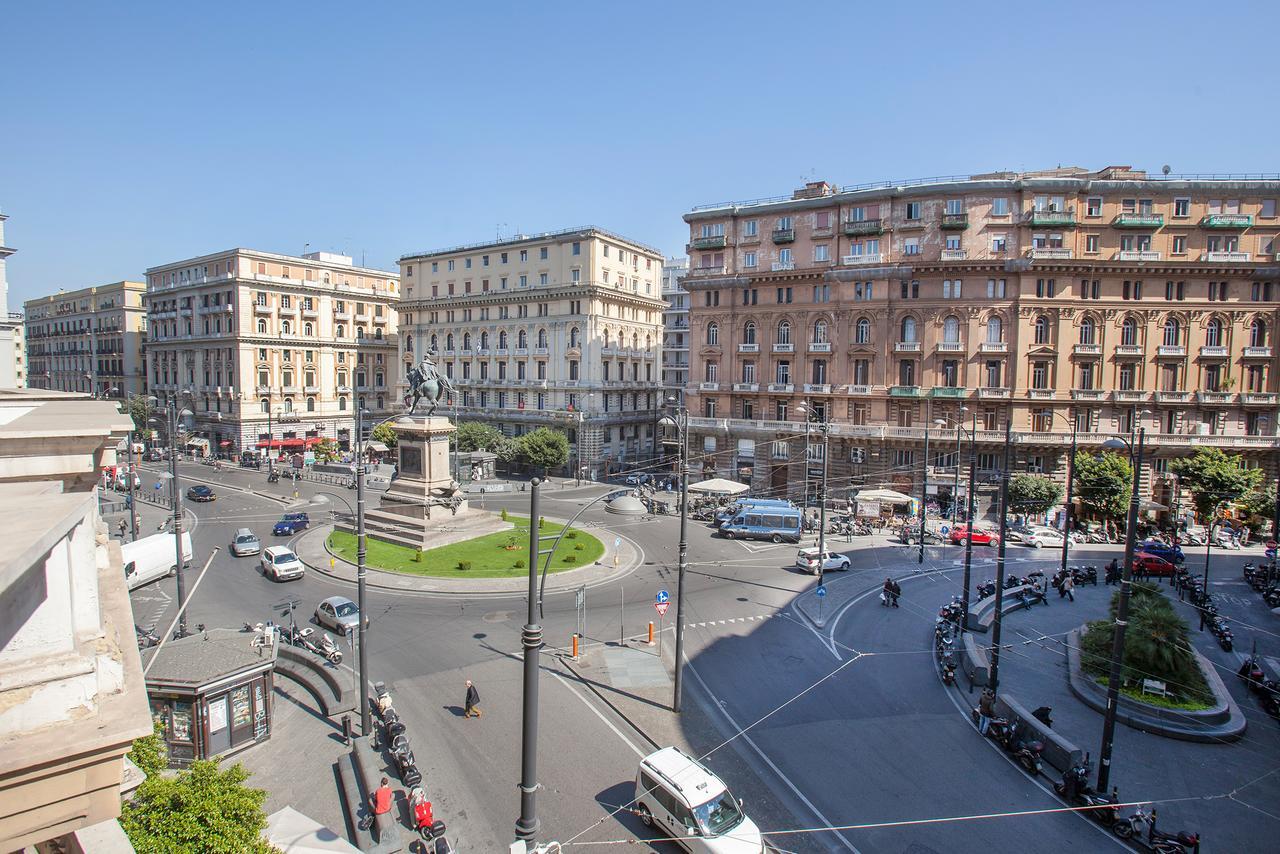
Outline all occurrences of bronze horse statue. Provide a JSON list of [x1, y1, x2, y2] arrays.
[[405, 351, 454, 416]]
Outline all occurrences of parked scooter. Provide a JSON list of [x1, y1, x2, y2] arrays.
[[389, 732, 422, 787], [1113, 806, 1201, 852], [267, 470, 281, 483], [976, 579, 997, 599], [280, 624, 342, 664], [1053, 761, 1121, 828], [409, 787, 447, 842], [940, 651, 957, 686], [1208, 617, 1233, 651]]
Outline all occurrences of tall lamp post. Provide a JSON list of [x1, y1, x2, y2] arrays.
[[952, 407, 968, 524], [151, 394, 194, 638], [659, 399, 690, 712], [1052, 409, 1080, 583], [987, 417, 1013, 691], [960, 409, 978, 633], [1096, 427, 1146, 794], [798, 403, 830, 571], [918, 418, 945, 565]]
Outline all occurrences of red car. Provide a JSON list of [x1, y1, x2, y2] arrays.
[[1133, 552, 1176, 577], [949, 525, 1000, 546]]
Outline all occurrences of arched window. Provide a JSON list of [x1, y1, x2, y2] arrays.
[[986, 316, 1003, 343], [743, 322, 756, 345], [356, 326, 366, 340], [304, 322, 313, 336], [1251, 319, 1267, 347], [306, 397, 315, 412], [283, 398, 293, 414], [537, 329, 548, 348], [569, 327, 580, 348], [517, 329, 527, 348], [1122, 317, 1138, 346], [1079, 318, 1096, 345], [375, 372, 384, 387], [855, 317, 871, 344], [375, 329, 383, 341], [1204, 318, 1221, 348], [498, 331, 508, 348], [1163, 319, 1180, 347], [1035, 315, 1050, 345], [777, 320, 791, 345], [900, 317, 917, 343], [463, 333, 471, 350], [338, 397, 347, 411], [257, 319, 267, 334], [430, 333, 439, 350], [336, 324, 345, 338], [260, 397, 269, 414], [446, 333, 455, 350], [282, 320, 292, 335], [813, 319, 829, 344], [943, 316, 960, 343], [337, 371, 347, 388], [707, 323, 720, 345], [480, 331, 489, 349], [603, 329, 611, 347]]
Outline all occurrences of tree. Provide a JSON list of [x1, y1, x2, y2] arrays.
[[121, 759, 276, 854], [311, 438, 340, 462], [127, 720, 168, 779], [1007, 474, 1063, 516], [453, 421, 506, 452], [370, 421, 399, 450], [1170, 447, 1263, 521], [515, 427, 570, 473], [1239, 483, 1277, 535], [124, 394, 157, 436], [1073, 451, 1132, 524]]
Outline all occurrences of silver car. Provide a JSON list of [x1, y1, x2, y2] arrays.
[[315, 595, 360, 635], [231, 528, 261, 557]]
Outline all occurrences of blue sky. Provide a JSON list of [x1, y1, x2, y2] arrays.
[[3, 0, 1278, 302]]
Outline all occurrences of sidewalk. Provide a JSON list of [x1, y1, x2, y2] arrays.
[[295, 516, 643, 595]]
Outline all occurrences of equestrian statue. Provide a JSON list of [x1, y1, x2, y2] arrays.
[[405, 349, 455, 416]]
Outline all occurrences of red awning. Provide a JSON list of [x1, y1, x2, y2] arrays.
[[281, 438, 306, 448], [304, 437, 325, 447], [219, 440, 233, 446]]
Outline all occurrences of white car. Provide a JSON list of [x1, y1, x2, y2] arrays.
[[635, 746, 764, 853], [795, 547, 851, 574], [261, 546, 305, 581], [1022, 527, 1066, 548]]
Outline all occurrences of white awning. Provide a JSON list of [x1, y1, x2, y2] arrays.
[[185, 437, 210, 450], [367, 441, 389, 453], [687, 477, 750, 496]]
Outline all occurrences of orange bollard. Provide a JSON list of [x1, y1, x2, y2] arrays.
[[572, 633, 579, 659], [648, 621, 655, 646]]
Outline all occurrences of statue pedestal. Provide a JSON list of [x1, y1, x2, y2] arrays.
[[354, 416, 510, 550]]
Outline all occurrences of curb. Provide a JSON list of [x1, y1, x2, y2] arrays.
[[558, 654, 663, 752]]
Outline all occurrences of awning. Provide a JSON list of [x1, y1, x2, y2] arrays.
[[219, 440, 233, 447], [855, 488, 915, 504], [687, 477, 750, 496], [186, 437, 210, 450], [281, 438, 306, 448], [367, 441, 389, 453]]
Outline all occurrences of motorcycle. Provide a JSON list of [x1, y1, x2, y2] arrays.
[[409, 787, 447, 842], [1209, 618, 1233, 651], [1053, 762, 1121, 828], [986, 717, 1044, 774], [1264, 587, 1280, 608], [1087, 531, 1109, 544], [281, 624, 342, 664], [940, 651, 957, 686], [389, 731, 422, 787], [266, 471, 280, 484], [976, 580, 997, 599], [1071, 565, 1099, 586], [136, 624, 160, 650], [1114, 806, 1201, 853]]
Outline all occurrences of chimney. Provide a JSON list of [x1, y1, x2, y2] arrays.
[[792, 181, 835, 200]]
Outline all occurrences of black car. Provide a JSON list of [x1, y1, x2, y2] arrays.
[[186, 485, 216, 502], [143, 449, 162, 462]]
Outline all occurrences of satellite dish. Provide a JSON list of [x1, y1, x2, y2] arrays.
[[1162, 165, 1171, 175]]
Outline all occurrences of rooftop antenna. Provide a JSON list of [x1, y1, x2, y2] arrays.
[[304, 242, 310, 257]]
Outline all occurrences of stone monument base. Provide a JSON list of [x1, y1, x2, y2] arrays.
[[353, 502, 512, 551]]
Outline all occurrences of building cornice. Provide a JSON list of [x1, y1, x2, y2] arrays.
[[400, 226, 664, 262], [146, 249, 397, 278], [400, 282, 666, 312]]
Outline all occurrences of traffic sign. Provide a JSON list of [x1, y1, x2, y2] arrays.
[[816, 585, 827, 598], [655, 601, 669, 616], [1267, 548, 1277, 559], [940, 525, 950, 537], [656, 590, 670, 605]]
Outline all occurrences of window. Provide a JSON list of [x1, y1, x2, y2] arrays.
[[1086, 197, 1102, 217], [991, 234, 1007, 253], [775, 361, 790, 384], [1079, 318, 1096, 345], [1170, 235, 1187, 255], [1205, 318, 1222, 347], [905, 201, 921, 220], [985, 360, 1002, 388], [776, 216, 792, 231], [1078, 362, 1096, 389], [1035, 278, 1056, 298], [941, 359, 959, 386], [1034, 315, 1049, 344], [898, 360, 916, 386], [742, 362, 756, 383], [903, 237, 921, 256], [987, 278, 1006, 299], [814, 244, 830, 262], [945, 199, 964, 215], [1251, 319, 1268, 347], [812, 319, 829, 344], [706, 323, 719, 345], [985, 316, 1003, 343], [813, 284, 830, 302], [943, 315, 960, 343], [855, 317, 871, 344], [777, 321, 791, 345], [852, 359, 869, 385], [776, 286, 792, 304], [1173, 198, 1190, 218], [811, 360, 827, 384], [257, 319, 267, 333], [704, 362, 718, 383], [1263, 200, 1277, 219], [744, 251, 757, 267], [1164, 280, 1185, 301], [991, 197, 1009, 216], [1079, 279, 1100, 299], [1122, 317, 1138, 346], [1163, 319, 1180, 346], [1205, 363, 1222, 391], [815, 211, 831, 229], [1122, 280, 1144, 300], [942, 279, 962, 298], [540, 247, 548, 260], [743, 220, 758, 238], [1118, 363, 1135, 390], [1032, 361, 1049, 389], [900, 317, 917, 342], [742, 322, 757, 345], [1085, 234, 1100, 253]]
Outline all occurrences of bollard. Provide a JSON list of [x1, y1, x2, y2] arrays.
[[648, 621, 655, 646], [572, 633, 579, 659], [330, 557, 335, 571], [342, 713, 352, 746]]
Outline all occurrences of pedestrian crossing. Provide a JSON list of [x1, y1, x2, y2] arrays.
[[683, 613, 781, 630]]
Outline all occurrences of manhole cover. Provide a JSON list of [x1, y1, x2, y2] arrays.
[[482, 611, 512, 623]]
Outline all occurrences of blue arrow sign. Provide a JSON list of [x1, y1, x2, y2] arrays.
[[1267, 548, 1277, 559], [816, 585, 827, 598], [656, 590, 670, 605]]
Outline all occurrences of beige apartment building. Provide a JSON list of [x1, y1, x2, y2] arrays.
[[398, 227, 666, 478], [144, 249, 399, 454], [682, 167, 1280, 513], [25, 281, 148, 398]]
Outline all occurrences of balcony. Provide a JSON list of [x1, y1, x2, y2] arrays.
[[932, 387, 967, 398], [978, 387, 1010, 399], [691, 235, 728, 250], [979, 341, 1008, 353], [1157, 345, 1186, 357], [1115, 344, 1144, 357], [1203, 251, 1250, 262], [738, 343, 759, 353], [808, 341, 832, 353], [841, 253, 884, 266], [846, 384, 871, 395], [1027, 388, 1055, 400], [699, 382, 720, 392], [1198, 391, 1236, 405], [1072, 389, 1106, 400], [937, 341, 964, 352], [534, 347, 549, 356], [772, 228, 795, 244], [843, 218, 884, 236], [803, 384, 832, 394], [333, 310, 351, 320], [304, 385, 320, 394], [687, 265, 726, 277], [767, 383, 794, 393], [1113, 213, 1164, 228], [1115, 250, 1163, 262], [1201, 214, 1253, 229], [278, 304, 299, 315], [1114, 389, 1147, 402], [940, 213, 969, 230], [1073, 343, 1102, 356], [495, 348, 509, 356], [1244, 392, 1278, 406], [1244, 346, 1273, 358], [371, 313, 388, 324], [772, 342, 794, 353], [301, 306, 319, 318], [514, 347, 528, 356], [256, 385, 271, 394], [337, 385, 351, 393], [732, 383, 759, 393], [1199, 345, 1229, 358], [889, 385, 920, 397], [941, 249, 968, 261], [771, 261, 795, 272], [1025, 209, 1078, 227], [253, 303, 272, 315], [1156, 390, 1193, 403], [1027, 247, 1074, 260], [895, 341, 921, 353]]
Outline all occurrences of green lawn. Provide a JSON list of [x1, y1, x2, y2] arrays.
[[327, 515, 605, 578]]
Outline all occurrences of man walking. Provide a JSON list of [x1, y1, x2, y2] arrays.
[[1062, 573, 1075, 603], [890, 578, 901, 608], [464, 679, 482, 719], [977, 688, 996, 736]]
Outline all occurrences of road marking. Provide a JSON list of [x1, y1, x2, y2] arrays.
[[550, 669, 645, 758]]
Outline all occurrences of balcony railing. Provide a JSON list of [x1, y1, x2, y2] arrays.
[[940, 213, 969, 230], [937, 341, 964, 352], [771, 261, 795, 272], [1244, 392, 1278, 405], [889, 385, 920, 397], [691, 235, 728, 250], [846, 384, 872, 395], [534, 347, 549, 356], [1114, 390, 1147, 402], [699, 382, 720, 392], [842, 218, 884, 236], [1197, 391, 1236, 405], [808, 341, 832, 353], [253, 303, 272, 315], [1201, 214, 1253, 228], [1027, 388, 1055, 399], [932, 387, 966, 398], [1115, 250, 1162, 261], [1073, 343, 1102, 355], [1157, 345, 1187, 357], [1244, 345, 1273, 358], [772, 228, 795, 244], [895, 341, 921, 352], [1025, 209, 1078, 227], [687, 265, 726, 277], [1113, 213, 1164, 228], [1155, 390, 1193, 403], [738, 343, 759, 353], [978, 387, 1010, 399], [1199, 345, 1229, 358], [1203, 251, 1250, 262], [767, 383, 794, 393], [803, 384, 832, 394], [732, 383, 759, 392], [1072, 389, 1106, 400], [980, 341, 1008, 353], [772, 342, 794, 353], [941, 249, 968, 260], [1027, 247, 1074, 259], [841, 253, 884, 266], [1115, 344, 1144, 356]]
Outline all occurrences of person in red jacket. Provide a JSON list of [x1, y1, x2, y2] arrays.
[[370, 777, 393, 816]]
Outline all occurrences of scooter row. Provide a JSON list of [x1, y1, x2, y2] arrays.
[[1239, 656, 1280, 720], [244, 617, 344, 664], [1242, 561, 1280, 607], [372, 683, 450, 846], [1053, 760, 1201, 852]]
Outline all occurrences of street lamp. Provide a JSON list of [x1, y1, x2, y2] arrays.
[[987, 418, 1014, 692], [952, 406, 968, 525], [960, 408, 978, 634], [515, 478, 642, 848], [797, 403, 830, 571], [918, 417, 946, 565], [112, 388, 139, 542], [658, 398, 690, 713], [1095, 427, 1146, 794], [150, 394, 194, 637], [1039, 408, 1081, 584]]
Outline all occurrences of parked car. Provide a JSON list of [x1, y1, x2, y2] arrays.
[[634, 746, 763, 853], [231, 528, 262, 557], [1139, 539, 1185, 564], [794, 547, 851, 574], [899, 523, 946, 546], [261, 546, 305, 581], [113, 472, 141, 491], [186, 484, 216, 502], [273, 512, 310, 536], [1133, 551, 1177, 577], [1005, 524, 1033, 543], [315, 595, 361, 635], [1022, 527, 1066, 549], [142, 449, 163, 462], [948, 524, 1001, 546]]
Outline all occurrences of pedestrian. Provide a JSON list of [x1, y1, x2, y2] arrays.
[[977, 688, 995, 735], [365, 776, 393, 826], [890, 579, 901, 608], [881, 577, 893, 607], [464, 679, 482, 718], [118, 519, 127, 539], [1063, 574, 1075, 602]]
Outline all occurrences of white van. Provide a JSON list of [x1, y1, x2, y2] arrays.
[[122, 532, 193, 591], [635, 747, 763, 853]]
